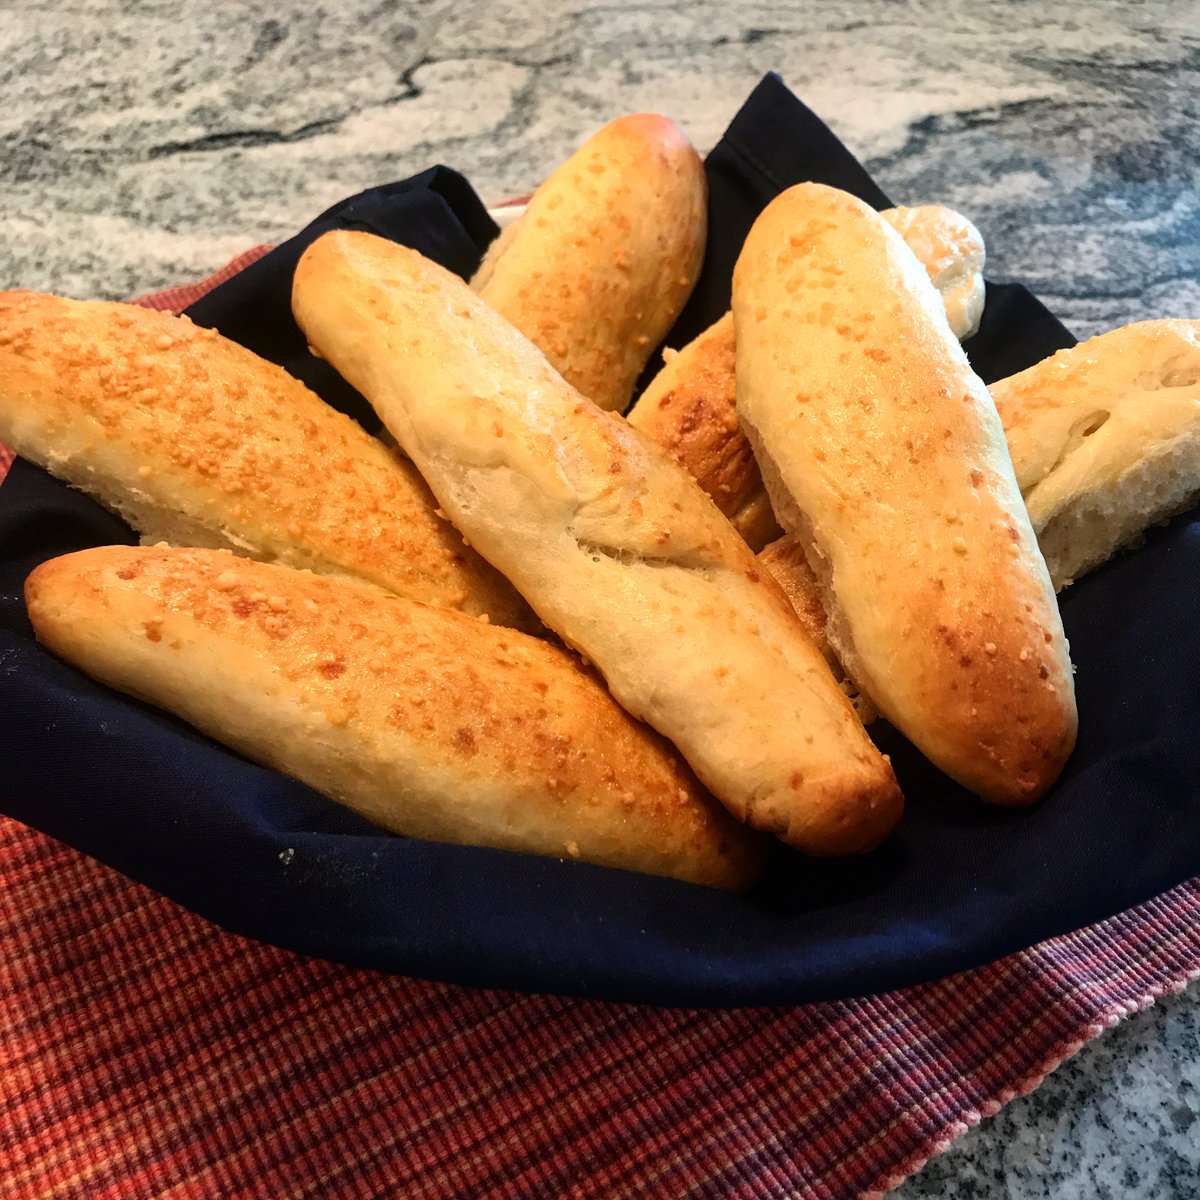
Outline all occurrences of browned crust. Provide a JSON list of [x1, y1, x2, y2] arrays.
[[756, 534, 830, 660], [991, 319, 1200, 591], [991, 318, 1200, 493], [472, 113, 707, 413], [0, 290, 536, 632], [26, 546, 765, 891], [757, 533, 880, 727], [626, 313, 783, 550]]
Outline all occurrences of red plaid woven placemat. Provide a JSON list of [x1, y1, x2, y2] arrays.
[[2, 263, 1199, 1200]]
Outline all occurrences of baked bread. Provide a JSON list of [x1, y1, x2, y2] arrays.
[[293, 230, 903, 856], [471, 114, 707, 413], [733, 183, 1076, 805], [625, 204, 986, 550], [880, 204, 986, 342], [755, 534, 830, 665], [624, 312, 783, 549], [757, 535, 878, 725], [763, 320, 1200, 620], [0, 290, 536, 632], [990, 319, 1200, 590], [25, 545, 764, 891]]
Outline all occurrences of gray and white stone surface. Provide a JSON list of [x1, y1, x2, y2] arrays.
[[2, 2, 1198, 1195]]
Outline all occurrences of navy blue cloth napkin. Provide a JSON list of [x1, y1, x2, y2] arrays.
[[1, 74, 1196, 1007]]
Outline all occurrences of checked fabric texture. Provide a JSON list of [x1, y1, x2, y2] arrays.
[[2, 262, 1200, 1200]]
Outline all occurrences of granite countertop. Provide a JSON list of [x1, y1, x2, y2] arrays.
[[2, 2, 1198, 1195]]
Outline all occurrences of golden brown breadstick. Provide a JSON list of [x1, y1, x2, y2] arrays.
[[734, 183, 1076, 806], [26, 545, 765, 891], [625, 313, 783, 549], [472, 114, 707, 413], [991, 319, 1200, 590], [0, 290, 536, 632]]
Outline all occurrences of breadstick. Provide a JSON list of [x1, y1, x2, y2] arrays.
[[733, 183, 1076, 805], [472, 114, 707, 413], [26, 546, 764, 890], [991, 319, 1200, 589], [0, 290, 536, 632], [293, 230, 903, 856], [626, 205, 986, 549]]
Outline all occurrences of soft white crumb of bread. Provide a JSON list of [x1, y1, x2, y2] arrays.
[[1035, 428, 1200, 589]]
